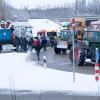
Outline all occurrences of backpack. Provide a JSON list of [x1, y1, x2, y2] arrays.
[[33, 39, 38, 47]]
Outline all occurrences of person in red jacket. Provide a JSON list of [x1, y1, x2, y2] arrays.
[[33, 37, 42, 61]]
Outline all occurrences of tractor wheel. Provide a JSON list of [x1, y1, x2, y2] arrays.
[[54, 47, 61, 54], [62, 49, 66, 54], [69, 46, 85, 66]]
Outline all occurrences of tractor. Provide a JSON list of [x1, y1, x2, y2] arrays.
[[69, 28, 100, 66], [54, 29, 72, 54]]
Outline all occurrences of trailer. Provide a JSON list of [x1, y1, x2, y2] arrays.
[[0, 28, 14, 52]]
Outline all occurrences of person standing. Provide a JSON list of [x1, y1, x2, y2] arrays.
[[14, 36, 20, 52], [33, 37, 42, 61], [21, 37, 28, 52], [27, 37, 33, 51], [41, 35, 47, 51], [50, 35, 55, 48]]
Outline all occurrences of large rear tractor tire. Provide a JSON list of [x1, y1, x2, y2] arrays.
[[69, 46, 85, 66]]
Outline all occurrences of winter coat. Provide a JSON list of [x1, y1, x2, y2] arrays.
[[50, 36, 54, 42], [41, 37, 47, 45], [33, 39, 42, 52]]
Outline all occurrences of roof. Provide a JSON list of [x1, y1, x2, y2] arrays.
[[28, 19, 60, 32], [84, 28, 100, 32], [11, 22, 32, 27]]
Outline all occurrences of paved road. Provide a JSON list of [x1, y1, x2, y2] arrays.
[[28, 47, 95, 75]]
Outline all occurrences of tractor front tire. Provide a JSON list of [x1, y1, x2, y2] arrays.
[[54, 47, 61, 54]]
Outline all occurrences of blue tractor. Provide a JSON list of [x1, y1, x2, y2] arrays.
[[0, 28, 14, 52]]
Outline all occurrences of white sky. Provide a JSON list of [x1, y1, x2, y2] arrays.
[[7, 0, 75, 9]]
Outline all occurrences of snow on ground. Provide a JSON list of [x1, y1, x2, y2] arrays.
[[0, 52, 100, 96]]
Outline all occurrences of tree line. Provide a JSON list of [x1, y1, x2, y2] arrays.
[[0, 0, 100, 21]]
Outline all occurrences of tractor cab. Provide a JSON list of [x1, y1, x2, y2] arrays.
[[84, 30, 100, 43], [46, 30, 57, 39], [54, 29, 72, 54], [60, 29, 72, 41]]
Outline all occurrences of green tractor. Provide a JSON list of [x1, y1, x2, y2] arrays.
[[54, 29, 72, 54], [69, 29, 100, 66]]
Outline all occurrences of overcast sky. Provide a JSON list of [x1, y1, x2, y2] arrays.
[[8, 0, 75, 9]]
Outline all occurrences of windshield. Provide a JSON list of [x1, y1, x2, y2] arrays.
[[85, 31, 100, 42], [60, 30, 72, 41], [47, 32, 57, 37]]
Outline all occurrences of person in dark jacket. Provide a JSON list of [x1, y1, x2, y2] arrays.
[[50, 35, 55, 48], [10, 25, 15, 46], [21, 37, 28, 52], [28, 37, 33, 51], [15, 36, 20, 52], [41, 35, 47, 51], [10, 25, 15, 33], [33, 37, 42, 61]]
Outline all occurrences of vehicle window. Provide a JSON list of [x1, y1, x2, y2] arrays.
[[87, 31, 100, 41], [47, 32, 57, 36]]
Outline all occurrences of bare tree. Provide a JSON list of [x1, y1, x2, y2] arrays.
[[0, 0, 3, 20], [0, 0, 7, 21]]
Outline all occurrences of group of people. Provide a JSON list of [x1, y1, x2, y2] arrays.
[[0, 20, 56, 61], [33, 34, 56, 61], [0, 20, 33, 52]]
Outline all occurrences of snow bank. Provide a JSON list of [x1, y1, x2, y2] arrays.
[[0, 52, 100, 96]]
